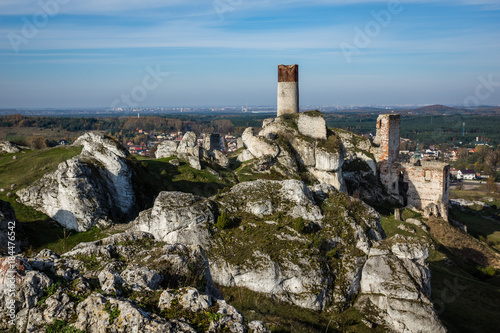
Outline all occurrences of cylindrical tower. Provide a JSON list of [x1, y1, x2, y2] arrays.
[[277, 64, 299, 117]]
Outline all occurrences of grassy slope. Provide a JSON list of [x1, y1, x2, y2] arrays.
[[1, 148, 238, 255], [0, 126, 85, 143]]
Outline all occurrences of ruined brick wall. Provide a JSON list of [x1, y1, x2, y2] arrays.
[[375, 114, 400, 164], [401, 161, 450, 219], [373, 114, 450, 219], [203, 134, 221, 151], [375, 114, 401, 197]]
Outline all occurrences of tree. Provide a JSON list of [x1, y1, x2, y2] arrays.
[[26, 136, 48, 149]]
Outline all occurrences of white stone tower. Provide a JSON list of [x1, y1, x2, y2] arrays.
[[277, 64, 299, 117]]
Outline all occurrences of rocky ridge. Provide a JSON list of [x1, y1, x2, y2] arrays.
[[133, 179, 445, 332], [0, 230, 268, 333], [16, 133, 136, 232], [156, 132, 229, 170], [0, 141, 23, 154], [237, 112, 382, 197]]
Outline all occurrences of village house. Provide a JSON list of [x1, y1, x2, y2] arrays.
[[457, 169, 477, 180]]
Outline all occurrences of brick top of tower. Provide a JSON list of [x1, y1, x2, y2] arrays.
[[278, 64, 298, 82]]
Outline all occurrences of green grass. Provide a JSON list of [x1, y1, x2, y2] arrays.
[[0, 146, 82, 196], [134, 156, 235, 198], [451, 209, 500, 251], [451, 189, 500, 208], [216, 285, 380, 333], [22, 223, 115, 255]]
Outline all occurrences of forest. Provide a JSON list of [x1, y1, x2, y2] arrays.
[[1, 112, 499, 150]]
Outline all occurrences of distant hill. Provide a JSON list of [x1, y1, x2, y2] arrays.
[[409, 104, 470, 114]]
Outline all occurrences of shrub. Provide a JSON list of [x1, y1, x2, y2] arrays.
[[293, 217, 306, 234], [216, 210, 232, 230], [45, 320, 84, 333]]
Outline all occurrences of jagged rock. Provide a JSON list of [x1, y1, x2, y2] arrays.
[[241, 128, 280, 159], [42, 291, 75, 323], [213, 150, 229, 168], [0, 270, 52, 312], [74, 293, 176, 333], [237, 149, 255, 163], [355, 236, 446, 333], [1, 231, 265, 332], [315, 148, 343, 172], [98, 269, 124, 295], [218, 180, 323, 222], [133, 192, 216, 247], [169, 158, 180, 166], [290, 137, 316, 167], [0, 141, 21, 154], [308, 167, 346, 193], [248, 321, 270, 333], [17, 133, 136, 231], [208, 300, 246, 333], [121, 265, 163, 291], [209, 181, 386, 311], [159, 287, 212, 312], [156, 140, 179, 159], [236, 137, 245, 150], [297, 112, 327, 140]]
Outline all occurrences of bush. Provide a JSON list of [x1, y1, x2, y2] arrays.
[[45, 320, 84, 333], [216, 210, 232, 230], [293, 217, 306, 234]]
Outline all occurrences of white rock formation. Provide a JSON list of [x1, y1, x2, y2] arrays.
[[219, 179, 323, 222], [297, 112, 327, 140], [1, 231, 260, 333], [241, 127, 280, 159], [236, 149, 255, 163], [133, 191, 216, 248], [315, 148, 343, 172], [155, 140, 179, 158], [356, 236, 446, 333], [16, 133, 136, 231], [0, 141, 21, 153]]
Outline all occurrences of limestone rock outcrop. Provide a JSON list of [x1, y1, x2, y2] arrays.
[[209, 180, 385, 310], [132, 191, 216, 248], [0, 141, 22, 154], [355, 235, 446, 333], [297, 111, 327, 140], [156, 132, 229, 170], [239, 113, 354, 192], [0, 231, 263, 333], [16, 133, 136, 231]]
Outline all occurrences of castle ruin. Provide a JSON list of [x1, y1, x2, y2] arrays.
[[277, 64, 299, 117], [374, 114, 450, 220]]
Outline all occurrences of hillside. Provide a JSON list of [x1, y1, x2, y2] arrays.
[[0, 116, 499, 332]]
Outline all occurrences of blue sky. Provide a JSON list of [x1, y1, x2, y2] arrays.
[[0, 0, 499, 108]]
